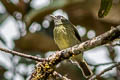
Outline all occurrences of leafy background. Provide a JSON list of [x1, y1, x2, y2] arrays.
[[0, 0, 120, 80]]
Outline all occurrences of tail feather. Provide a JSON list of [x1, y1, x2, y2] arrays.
[[78, 61, 93, 78], [71, 54, 93, 78]]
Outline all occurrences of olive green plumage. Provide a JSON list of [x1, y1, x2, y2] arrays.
[[52, 15, 93, 78]]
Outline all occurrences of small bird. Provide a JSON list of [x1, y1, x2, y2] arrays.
[[51, 15, 93, 78]]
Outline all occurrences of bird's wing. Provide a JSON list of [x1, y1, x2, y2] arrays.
[[72, 25, 82, 42]]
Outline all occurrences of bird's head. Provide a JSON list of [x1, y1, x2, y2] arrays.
[[50, 15, 70, 26]]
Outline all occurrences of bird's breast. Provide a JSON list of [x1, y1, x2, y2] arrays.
[[54, 25, 80, 50]]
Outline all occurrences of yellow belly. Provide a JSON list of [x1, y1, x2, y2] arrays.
[[54, 25, 80, 50]]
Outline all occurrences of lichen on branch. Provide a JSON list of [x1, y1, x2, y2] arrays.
[[29, 25, 120, 80]]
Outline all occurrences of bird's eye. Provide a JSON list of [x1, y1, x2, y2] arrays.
[[56, 16, 64, 19], [56, 16, 60, 19], [61, 16, 64, 19]]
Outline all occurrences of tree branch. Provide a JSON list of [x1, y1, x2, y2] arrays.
[[53, 71, 71, 80], [89, 62, 120, 80], [88, 62, 117, 67], [30, 25, 120, 80], [1, 0, 27, 16], [0, 47, 47, 62], [0, 25, 120, 80]]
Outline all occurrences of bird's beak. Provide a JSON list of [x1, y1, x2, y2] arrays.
[[50, 15, 57, 20]]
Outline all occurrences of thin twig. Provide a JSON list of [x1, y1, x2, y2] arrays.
[[89, 62, 120, 80], [53, 71, 71, 80], [0, 47, 47, 62], [88, 62, 117, 67]]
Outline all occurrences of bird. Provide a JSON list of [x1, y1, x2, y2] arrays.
[[51, 15, 93, 78]]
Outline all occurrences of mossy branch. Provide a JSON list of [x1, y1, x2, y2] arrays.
[[0, 25, 120, 80], [30, 25, 120, 80]]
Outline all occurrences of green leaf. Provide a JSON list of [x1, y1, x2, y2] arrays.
[[98, 0, 113, 18]]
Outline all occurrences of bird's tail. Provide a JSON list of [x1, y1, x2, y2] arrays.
[[71, 54, 93, 78], [78, 60, 93, 78]]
